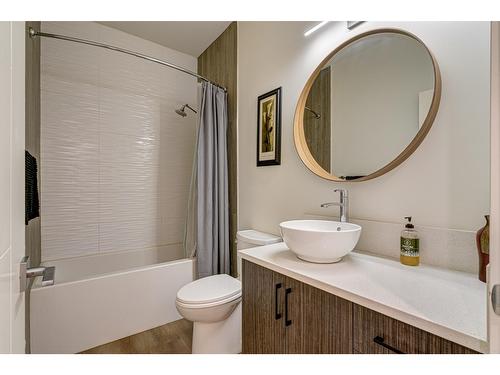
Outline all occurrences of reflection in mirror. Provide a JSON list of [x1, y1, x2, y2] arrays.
[[302, 31, 437, 180]]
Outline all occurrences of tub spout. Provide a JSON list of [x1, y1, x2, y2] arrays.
[[20, 256, 55, 292]]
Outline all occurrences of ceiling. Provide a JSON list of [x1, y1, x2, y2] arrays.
[[98, 21, 232, 57]]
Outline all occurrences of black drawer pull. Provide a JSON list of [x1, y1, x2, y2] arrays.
[[274, 283, 282, 320], [285, 287, 292, 326], [373, 336, 404, 354]]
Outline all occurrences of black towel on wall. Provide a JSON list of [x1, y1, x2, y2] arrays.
[[25, 150, 40, 225]]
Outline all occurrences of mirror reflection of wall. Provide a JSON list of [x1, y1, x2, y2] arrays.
[[304, 32, 436, 180]]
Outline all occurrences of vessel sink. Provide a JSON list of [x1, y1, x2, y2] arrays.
[[279, 220, 362, 263]]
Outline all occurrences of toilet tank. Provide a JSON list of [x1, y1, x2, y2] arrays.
[[236, 230, 281, 280]]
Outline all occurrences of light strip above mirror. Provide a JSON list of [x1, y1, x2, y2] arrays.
[[304, 21, 329, 37]]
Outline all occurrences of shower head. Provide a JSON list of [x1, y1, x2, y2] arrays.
[[175, 107, 188, 117], [175, 104, 197, 117]]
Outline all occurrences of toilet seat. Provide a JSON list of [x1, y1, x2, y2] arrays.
[[176, 293, 241, 310], [176, 274, 242, 307]]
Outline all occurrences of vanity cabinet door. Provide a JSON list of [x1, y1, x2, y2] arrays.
[[242, 260, 286, 353], [353, 304, 478, 354], [301, 283, 353, 353], [282, 276, 303, 354], [242, 260, 354, 354], [241, 261, 304, 353]]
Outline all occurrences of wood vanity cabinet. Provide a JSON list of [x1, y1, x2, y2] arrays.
[[300, 280, 353, 353], [242, 260, 478, 354], [242, 260, 352, 354], [353, 304, 477, 354], [242, 259, 286, 353]]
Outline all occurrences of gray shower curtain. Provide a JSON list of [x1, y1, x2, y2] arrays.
[[184, 82, 230, 278]]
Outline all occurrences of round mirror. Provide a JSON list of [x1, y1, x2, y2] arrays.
[[294, 29, 441, 182]]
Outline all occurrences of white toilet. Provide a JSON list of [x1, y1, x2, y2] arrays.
[[175, 229, 281, 354]]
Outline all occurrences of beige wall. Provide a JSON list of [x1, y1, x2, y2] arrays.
[[0, 21, 26, 353], [237, 22, 490, 268], [0, 20, 13, 355]]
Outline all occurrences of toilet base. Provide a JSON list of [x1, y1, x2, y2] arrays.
[[192, 302, 242, 354]]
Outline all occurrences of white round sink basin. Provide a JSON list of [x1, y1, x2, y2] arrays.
[[279, 220, 362, 263]]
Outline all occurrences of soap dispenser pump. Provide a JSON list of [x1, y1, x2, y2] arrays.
[[400, 216, 419, 266]]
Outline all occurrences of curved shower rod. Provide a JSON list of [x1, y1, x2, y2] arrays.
[[28, 27, 227, 92]]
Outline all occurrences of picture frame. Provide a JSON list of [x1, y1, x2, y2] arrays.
[[257, 87, 282, 166]]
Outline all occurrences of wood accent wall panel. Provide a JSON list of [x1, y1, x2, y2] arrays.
[[197, 22, 238, 277], [301, 282, 353, 353], [242, 260, 285, 353], [25, 21, 41, 268], [304, 66, 331, 172], [353, 304, 478, 354]]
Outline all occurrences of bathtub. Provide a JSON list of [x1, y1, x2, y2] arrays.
[[30, 245, 194, 353]]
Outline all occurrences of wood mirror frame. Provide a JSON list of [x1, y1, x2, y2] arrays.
[[293, 28, 442, 182]]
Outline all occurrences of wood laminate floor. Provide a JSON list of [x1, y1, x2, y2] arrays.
[[80, 319, 193, 354]]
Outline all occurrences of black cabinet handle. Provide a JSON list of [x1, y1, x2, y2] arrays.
[[274, 283, 282, 320], [285, 287, 292, 326], [373, 336, 404, 354]]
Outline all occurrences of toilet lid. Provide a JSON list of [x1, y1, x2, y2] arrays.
[[176, 274, 242, 305]]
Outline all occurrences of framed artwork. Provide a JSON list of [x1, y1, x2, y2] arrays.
[[257, 87, 282, 166]]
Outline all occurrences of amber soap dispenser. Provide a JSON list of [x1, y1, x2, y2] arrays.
[[400, 216, 419, 266]]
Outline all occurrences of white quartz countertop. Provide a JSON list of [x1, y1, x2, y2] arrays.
[[239, 243, 488, 353]]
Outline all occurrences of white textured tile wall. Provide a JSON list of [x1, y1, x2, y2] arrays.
[[41, 22, 198, 261]]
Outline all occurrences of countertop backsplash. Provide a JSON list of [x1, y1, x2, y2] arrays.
[[303, 213, 477, 274]]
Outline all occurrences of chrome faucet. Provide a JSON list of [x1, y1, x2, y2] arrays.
[[320, 189, 349, 222]]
